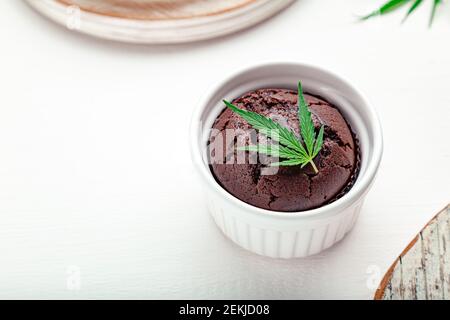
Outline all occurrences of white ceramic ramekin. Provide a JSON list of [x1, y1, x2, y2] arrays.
[[190, 63, 383, 259]]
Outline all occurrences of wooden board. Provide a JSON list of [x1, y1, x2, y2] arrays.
[[57, 0, 256, 20], [25, 0, 294, 44], [375, 204, 450, 300]]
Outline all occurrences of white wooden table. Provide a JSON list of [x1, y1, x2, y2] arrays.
[[0, 0, 449, 299]]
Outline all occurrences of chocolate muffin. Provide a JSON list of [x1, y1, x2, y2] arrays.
[[209, 88, 359, 212]]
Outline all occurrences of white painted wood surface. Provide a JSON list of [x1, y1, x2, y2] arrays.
[[376, 205, 450, 300], [0, 0, 449, 299]]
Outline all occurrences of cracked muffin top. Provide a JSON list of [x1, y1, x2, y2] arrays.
[[209, 88, 359, 212]]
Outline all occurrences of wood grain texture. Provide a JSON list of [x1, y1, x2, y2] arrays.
[[375, 205, 450, 300], [57, 0, 256, 20]]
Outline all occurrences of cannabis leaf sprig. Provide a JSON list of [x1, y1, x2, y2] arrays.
[[361, 0, 442, 27], [223, 82, 324, 174]]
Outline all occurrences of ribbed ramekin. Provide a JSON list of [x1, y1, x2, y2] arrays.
[[190, 63, 383, 258]]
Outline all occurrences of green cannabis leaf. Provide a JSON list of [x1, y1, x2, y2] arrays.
[[361, 0, 410, 20], [430, 0, 442, 26], [223, 82, 325, 173], [361, 0, 442, 26]]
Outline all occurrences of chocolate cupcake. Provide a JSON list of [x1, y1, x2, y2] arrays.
[[209, 88, 360, 212]]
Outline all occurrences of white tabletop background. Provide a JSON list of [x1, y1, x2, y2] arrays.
[[0, 0, 449, 300]]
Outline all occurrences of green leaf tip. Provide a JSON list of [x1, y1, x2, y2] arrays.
[[361, 0, 442, 27]]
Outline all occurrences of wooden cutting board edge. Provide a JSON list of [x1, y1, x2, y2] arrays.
[[374, 203, 450, 300], [57, 0, 258, 20]]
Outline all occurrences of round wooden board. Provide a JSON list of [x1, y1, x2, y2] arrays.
[[375, 204, 450, 300], [25, 0, 294, 44]]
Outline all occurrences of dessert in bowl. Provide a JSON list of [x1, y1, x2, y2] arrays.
[[210, 88, 360, 212], [190, 63, 383, 258]]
